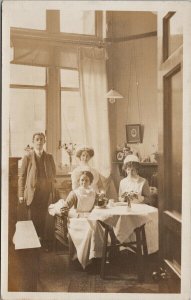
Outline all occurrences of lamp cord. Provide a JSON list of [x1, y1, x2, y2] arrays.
[[127, 43, 133, 122], [111, 13, 113, 90], [133, 41, 142, 124]]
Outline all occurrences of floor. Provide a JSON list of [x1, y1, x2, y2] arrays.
[[37, 245, 159, 293]]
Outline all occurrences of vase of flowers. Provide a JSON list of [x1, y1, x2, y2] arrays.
[[24, 144, 33, 155], [59, 142, 77, 172]]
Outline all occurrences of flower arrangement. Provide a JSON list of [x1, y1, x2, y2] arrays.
[[122, 146, 133, 157], [97, 191, 108, 207], [59, 142, 77, 170], [121, 191, 138, 207], [24, 144, 33, 154], [143, 151, 159, 163], [116, 143, 140, 160]]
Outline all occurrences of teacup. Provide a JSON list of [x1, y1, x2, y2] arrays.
[[108, 199, 115, 207]]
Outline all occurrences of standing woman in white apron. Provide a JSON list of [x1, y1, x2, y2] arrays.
[[71, 145, 103, 193]]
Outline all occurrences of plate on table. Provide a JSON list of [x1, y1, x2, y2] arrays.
[[114, 202, 129, 206]]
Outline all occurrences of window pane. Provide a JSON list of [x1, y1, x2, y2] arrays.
[[61, 69, 79, 88], [10, 65, 46, 86], [9, 4, 46, 29], [60, 10, 95, 35], [169, 12, 183, 56], [61, 91, 83, 167], [170, 69, 182, 213], [9, 89, 46, 157]]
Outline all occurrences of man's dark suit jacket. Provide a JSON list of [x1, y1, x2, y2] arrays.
[[18, 150, 56, 206]]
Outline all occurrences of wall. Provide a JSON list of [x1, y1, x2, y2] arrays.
[[108, 12, 158, 187]]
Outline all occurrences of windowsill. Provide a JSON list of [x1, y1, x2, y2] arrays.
[[56, 172, 72, 177]]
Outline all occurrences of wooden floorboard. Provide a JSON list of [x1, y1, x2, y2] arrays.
[[37, 248, 159, 293]]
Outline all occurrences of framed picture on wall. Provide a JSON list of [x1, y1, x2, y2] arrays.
[[126, 124, 142, 143]]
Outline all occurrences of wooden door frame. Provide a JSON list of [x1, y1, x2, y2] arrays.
[[157, 11, 183, 291]]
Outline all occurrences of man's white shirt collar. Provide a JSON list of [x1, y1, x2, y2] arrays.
[[34, 149, 44, 157]]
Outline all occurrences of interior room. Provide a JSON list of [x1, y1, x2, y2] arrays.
[[3, 2, 190, 296]]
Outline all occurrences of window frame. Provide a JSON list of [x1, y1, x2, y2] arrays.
[[10, 63, 47, 87], [9, 63, 47, 157], [60, 67, 80, 91], [163, 12, 176, 62], [9, 10, 103, 170], [60, 10, 101, 37], [11, 11, 103, 46], [9, 87, 47, 157]]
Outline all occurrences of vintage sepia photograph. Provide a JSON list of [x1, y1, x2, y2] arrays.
[[1, 1, 191, 299]]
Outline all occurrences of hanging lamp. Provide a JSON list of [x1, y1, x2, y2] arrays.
[[106, 39, 123, 103], [106, 88, 123, 104]]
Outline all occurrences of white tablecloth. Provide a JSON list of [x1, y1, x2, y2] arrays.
[[13, 221, 41, 250], [68, 204, 158, 268]]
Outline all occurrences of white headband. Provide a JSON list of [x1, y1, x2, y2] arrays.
[[124, 154, 140, 164]]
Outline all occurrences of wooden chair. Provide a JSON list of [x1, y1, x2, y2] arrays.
[[54, 215, 69, 251], [99, 221, 148, 281], [54, 215, 76, 266], [53, 177, 73, 251]]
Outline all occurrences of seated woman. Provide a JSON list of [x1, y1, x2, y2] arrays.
[[71, 145, 103, 193], [60, 171, 104, 269], [119, 154, 151, 204], [61, 170, 96, 216], [119, 155, 158, 254]]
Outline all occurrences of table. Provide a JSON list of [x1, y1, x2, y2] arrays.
[[10, 221, 41, 291], [68, 204, 158, 269], [13, 220, 41, 249]]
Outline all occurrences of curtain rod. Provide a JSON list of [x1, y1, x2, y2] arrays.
[[11, 28, 106, 49], [11, 28, 156, 49], [104, 31, 157, 43], [12, 35, 107, 49]]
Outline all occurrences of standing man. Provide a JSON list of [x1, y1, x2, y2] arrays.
[[18, 132, 56, 248]]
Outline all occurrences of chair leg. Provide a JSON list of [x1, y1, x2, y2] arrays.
[[141, 226, 148, 256], [100, 226, 109, 279], [135, 227, 144, 282], [108, 227, 120, 263]]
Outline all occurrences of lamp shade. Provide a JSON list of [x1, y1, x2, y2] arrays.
[[106, 89, 123, 99]]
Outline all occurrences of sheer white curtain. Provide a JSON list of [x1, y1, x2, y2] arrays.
[[79, 47, 116, 197]]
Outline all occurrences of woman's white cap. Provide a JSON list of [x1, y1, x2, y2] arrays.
[[124, 154, 140, 164]]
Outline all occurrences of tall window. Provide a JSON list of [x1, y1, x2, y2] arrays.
[[60, 10, 95, 35], [9, 5, 95, 34], [60, 69, 84, 167], [8, 4, 46, 29], [9, 8, 102, 169], [9, 65, 46, 157]]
